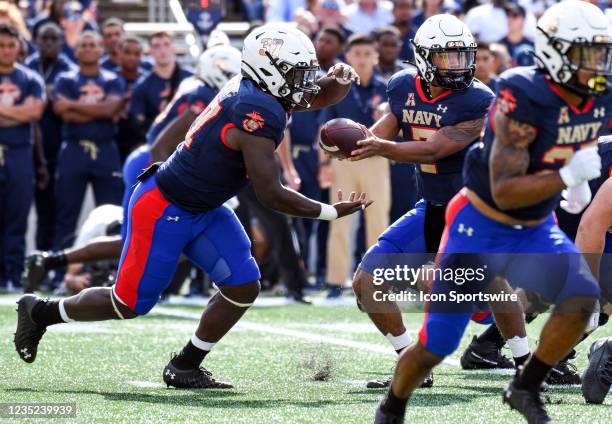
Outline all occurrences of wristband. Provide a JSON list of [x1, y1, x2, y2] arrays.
[[334, 76, 351, 85], [318, 203, 338, 220]]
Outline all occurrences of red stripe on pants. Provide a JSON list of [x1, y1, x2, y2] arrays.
[[115, 187, 170, 309], [419, 188, 470, 347]]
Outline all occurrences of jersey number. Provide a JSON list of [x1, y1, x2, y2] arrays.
[[184, 97, 222, 149], [541, 140, 598, 170], [412, 127, 438, 174], [541, 146, 574, 166]]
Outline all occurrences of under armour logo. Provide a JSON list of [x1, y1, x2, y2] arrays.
[[166, 216, 180, 222], [457, 223, 474, 236], [594, 107, 606, 118], [165, 369, 175, 380], [20, 347, 31, 359], [437, 104, 448, 113]]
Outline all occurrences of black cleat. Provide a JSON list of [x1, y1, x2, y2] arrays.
[[366, 372, 433, 389], [461, 335, 514, 370], [581, 337, 612, 404], [14, 294, 47, 363], [163, 354, 233, 389], [374, 402, 404, 424], [546, 356, 581, 385], [503, 378, 552, 424], [22, 252, 49, 293]]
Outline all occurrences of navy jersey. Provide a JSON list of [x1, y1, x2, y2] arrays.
[[388, 67, 494, 204], [129, 67, 193, 129], [466, 67, 612, 221], [319, 74, 387, 131], [100, 55, 153, 73], [146, 78, 216, 146], [54, 69, 125, 143], [26, 53, 76, 160], [156, 77, 287, 213], [0, 64, 46, 148]]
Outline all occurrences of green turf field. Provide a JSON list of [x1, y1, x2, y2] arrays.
[[1, 294, 610, 423]]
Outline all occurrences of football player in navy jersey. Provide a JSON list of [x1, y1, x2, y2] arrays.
[[345, 15, 527, 390], [374, 2, 612, 423], [0, 24, 45, 291], [21, 46, 242, 293], [15, 24, 371, 389]]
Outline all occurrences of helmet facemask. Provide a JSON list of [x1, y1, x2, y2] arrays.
[[414, 41, 476, 90], [538, 29, 612, 97], [262, 51, 320, 108]]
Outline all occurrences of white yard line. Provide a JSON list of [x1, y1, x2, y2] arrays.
[[151, 306, 460, 367], [127, 381, 165, 389]]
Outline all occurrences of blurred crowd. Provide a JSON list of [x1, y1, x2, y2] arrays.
[[0, 0, 610, 301]]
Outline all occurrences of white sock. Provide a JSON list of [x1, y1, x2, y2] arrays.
[[58, 299, 73, 323], [191, 334, 216, 352], [507, 336, 530, 358], [385, 331, 413, 352]]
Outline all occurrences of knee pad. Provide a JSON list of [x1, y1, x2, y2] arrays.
[[419, 314, 469, 357]]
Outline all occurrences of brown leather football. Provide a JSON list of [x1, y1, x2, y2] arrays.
[[319, 118, 366, 159]]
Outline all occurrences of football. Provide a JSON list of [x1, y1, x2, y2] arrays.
[[319, 118, 367, 159]]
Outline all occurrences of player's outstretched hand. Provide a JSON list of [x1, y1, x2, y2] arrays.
[[350, 125, 391, 161], [333, 190, 373, 218], [327, 63, 360, 85], [559, 146, 602, 187]]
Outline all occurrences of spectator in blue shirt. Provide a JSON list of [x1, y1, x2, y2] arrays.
[[99, 18, 153, 74], [475, 41, 498, 92], [500, 3, 535, 67], [115, 35, 149, 162], [26, 21, 76, 251], [265, 0, 306, 22], [411, 0, 446, 30], [30, 0, 97, 62], [52, 31, 125, 252], [0, 24, 45, 290], [374, 26, 407, 82], [392, 0, 416, 62], [129, 31, 192, 136]]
